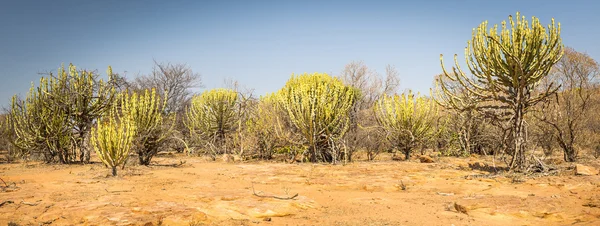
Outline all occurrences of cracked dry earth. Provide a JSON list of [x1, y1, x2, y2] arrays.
[[1, 154, 599, 225]]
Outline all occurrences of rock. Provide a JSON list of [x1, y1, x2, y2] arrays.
[[263, 217, 272, 221], [575, 164, 599, 176], [191, 212, 208, 222], [419, 155, 434, 163], [454, 202, 468, 215]]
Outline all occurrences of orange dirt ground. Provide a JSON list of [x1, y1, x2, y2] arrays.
[[1, 153, 599, 226]]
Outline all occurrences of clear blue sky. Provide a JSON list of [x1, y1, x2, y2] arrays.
[[1, 0, 598, 107]]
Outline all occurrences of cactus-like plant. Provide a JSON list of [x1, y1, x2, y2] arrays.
[[275, 73, 358, 163], [374, 91, 439, 160], [121, 88, 171, 165], [434, 12, 563, 171], [185, 88, 238, 153], [7, 64, 116, 163], [90, 102, 136, 176], [53, 64, 116, 163], [245, 94, 298, 159], [9, 78, 72, 163]]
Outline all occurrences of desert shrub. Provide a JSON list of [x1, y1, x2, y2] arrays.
[[532, 48, 599, 162], [274, 73, 358, 163], [374, 91, 439, 160], [6, 64, 116, 163], [9, 78, 75, 163], [122, 88, 173, 165], [90, 101, 136, 176], [244, 94, 303, 160], [185, 88, 239, 156], [0, 114, 18, 162]]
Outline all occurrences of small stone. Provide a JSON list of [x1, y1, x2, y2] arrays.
[[263, 217, 272, 221], [575, 164, 599, 176]]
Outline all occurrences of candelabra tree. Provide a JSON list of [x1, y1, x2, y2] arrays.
[[275, 73, 358, 163], [185, 88, 239, 155], [90, 100, 136, 176], [374, 91, 439, 160], [122, 88, 172, 165], [434, 12, 563, 171]]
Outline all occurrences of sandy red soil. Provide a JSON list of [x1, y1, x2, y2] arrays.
[[1, 153, 599, 226]]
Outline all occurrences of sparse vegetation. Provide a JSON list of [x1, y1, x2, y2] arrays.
[[2, 10, 600, 225]]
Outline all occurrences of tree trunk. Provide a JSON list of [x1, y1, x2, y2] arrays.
[[509, 105, 527, 172], [563, 145, 577, 162], [111, 166, 117, 176], [139, 154, 151, 166]]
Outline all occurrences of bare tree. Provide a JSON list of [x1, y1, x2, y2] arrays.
[[534, 47, 599, 162], [339, 61, 401, 161], [133, 60, 203, 114], [382, 65, 400, 96], [432, 73, 501, 157]]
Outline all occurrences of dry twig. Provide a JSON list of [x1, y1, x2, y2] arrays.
[[251, 183, 298, 200], [0, 200, 14, 207]]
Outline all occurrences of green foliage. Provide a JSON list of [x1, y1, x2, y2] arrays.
[[122, 88, 171, 165], [9, 78, 73, 163], [245, 94, 298, 159], [436, 12, 564, 171], [374, 91, 439, 160], [90, 102, 136, 176], [275, 72, 358, 163], [55, 64, 116, 163], [185, 88, 238, 153], [7, 64, 116, 163]]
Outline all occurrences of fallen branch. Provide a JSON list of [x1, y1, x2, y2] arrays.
[[0, 177, 7, 187], [40, 217, 58, 225], [0, 177, 19, 192], [20, 201, 39, 206], [0, 200, 14, 207], [399, 180, 407, 190], [105, 189, 132, 193], [436, 192, 455, 196], [251, 183, 298, 200], [41, 204, 54, 214]]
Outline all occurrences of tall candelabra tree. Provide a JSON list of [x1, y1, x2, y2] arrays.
[[434, 12, 564, 171]]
